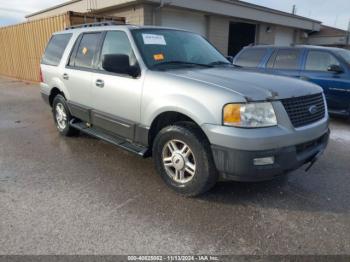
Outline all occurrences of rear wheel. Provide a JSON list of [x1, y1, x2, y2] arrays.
[[52, 95, 79, 137], [153, 122, 218, 197]]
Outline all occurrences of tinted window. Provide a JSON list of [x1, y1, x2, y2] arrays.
[[99, 31, 137, 69], [42, 34, 72, 66], [269, 49, 301, 70], [74, 33, 101, 69], [234, 49, 267, 67], [305, 51, 340, 71]]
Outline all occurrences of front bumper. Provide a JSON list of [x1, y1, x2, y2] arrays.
[[211, 131, 330, 182]]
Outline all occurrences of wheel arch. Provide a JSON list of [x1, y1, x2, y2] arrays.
[[49, 87, 66, 107], [148, 111, 210, 150]]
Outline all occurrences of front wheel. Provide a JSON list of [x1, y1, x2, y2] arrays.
[[153, 123, 218, 197]]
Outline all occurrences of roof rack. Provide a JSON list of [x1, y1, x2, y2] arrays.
[[65, 21, 124, 30]]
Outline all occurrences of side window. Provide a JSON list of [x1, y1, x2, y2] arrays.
[[268, 49, 301, 70], [42, 34, 72, 66], [73, 33, 102, 69], [234, 49, 267, 68], [99, 31, 137, 69], [305, 51, 340, 71]]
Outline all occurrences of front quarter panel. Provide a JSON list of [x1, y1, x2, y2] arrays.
[[141, 70, 246, 127]]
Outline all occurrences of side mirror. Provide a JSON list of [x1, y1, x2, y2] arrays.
[[327, 64, 343, 74], [226, 56, 234, 63], [102, 54, 140, 77]]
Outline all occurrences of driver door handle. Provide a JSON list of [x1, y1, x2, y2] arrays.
[[96, 79, 105, 88]]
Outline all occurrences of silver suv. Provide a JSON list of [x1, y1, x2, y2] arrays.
[[40, 23, 330, 196]]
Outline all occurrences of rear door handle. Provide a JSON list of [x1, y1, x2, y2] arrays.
[[96, 79, 105, 88], [63, 73, 69, 80]]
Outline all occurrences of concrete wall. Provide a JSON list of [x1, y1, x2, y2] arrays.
[[207, 16, 230, 55], [101, 5, 145, 25], [257, 24, 276, 45]]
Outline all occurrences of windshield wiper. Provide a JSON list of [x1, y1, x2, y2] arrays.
[[152, 61, 214, 69], [208, 61, 232, 66]]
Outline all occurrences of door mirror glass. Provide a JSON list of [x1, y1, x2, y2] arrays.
[[327, 64, 343, 74], [102, 54, 139, 77]]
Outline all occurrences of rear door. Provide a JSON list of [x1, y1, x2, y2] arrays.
[[265, 48, 302, 78], [301, 50, 349, 112], [64, 32, 103, 122]]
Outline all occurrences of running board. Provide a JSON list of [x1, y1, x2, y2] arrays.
[[70, 120, 149, 157]]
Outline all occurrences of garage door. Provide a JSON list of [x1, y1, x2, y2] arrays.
[[160, 9, 207, 36], [274, 27, 295, 46]]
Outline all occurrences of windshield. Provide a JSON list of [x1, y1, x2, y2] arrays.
[[336, 49, 350, 64], [131, 29, 230, 70]]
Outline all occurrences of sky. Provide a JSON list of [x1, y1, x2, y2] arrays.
[[0, 0, 349, 30]]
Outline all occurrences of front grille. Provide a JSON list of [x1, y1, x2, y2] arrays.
[[281, 93, 326, 128]]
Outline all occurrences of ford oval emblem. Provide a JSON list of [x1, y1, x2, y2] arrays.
[[309, 105, 318, 115]]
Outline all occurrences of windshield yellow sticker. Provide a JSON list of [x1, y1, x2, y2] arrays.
[[154, 53, 165, 61]]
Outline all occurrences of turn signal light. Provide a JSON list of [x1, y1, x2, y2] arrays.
[[223, 104, 241, 125]]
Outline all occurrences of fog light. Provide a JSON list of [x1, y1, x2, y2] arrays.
[[253, 157, 275, 166]]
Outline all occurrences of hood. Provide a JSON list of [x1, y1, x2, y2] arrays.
[[167, 67, 323, 101]]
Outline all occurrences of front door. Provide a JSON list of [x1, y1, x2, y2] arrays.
[[301, 50, 350, 112], [91, 31, 143, 141]]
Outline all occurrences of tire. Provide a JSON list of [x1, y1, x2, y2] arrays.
[[153, 122, 218, 197], [52, 95, 79, 137]]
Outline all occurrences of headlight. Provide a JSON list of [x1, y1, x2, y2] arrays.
[[223, 102, 277, 128]]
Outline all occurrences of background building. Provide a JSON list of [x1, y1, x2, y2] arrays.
[[308, 25, 350, 49], [26, 0, 322, 56]]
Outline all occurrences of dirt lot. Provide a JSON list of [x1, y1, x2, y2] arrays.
[[0, 76, 349, 255]]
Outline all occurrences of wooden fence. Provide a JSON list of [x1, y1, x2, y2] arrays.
[[0, 12, 125, 82]]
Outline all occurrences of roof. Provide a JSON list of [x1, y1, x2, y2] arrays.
[[57, 24, 204, 34], [26, 0, 321, 23], [222, 0, 320, 24], [310, 25, 348, 37], [26, 0, 321, 31], [244, 44, 346, 51]]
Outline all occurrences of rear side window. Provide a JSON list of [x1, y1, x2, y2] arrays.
[[72, 33, 102, 69], [268, 49, 301, 70], [234, 49, 267, 67], [42, 34, 72, 66], [305, 51, 340, 71]]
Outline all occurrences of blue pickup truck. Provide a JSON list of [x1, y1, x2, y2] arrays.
[[233, 45, 350, 117]]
